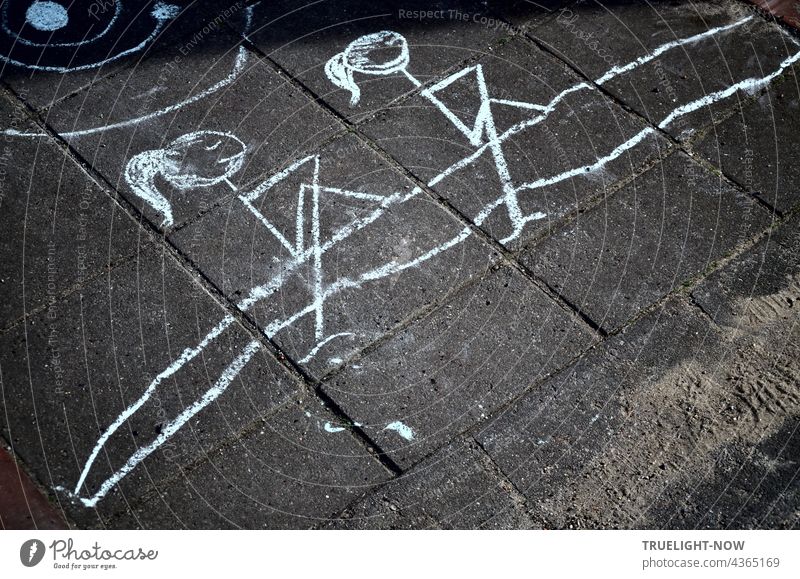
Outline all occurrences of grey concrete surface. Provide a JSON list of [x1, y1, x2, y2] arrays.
[[0, 0, 797, 529]]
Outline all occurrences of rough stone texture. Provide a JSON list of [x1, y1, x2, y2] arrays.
[[692, 67, 800, 213], [478, 291, 800, 529], [477, 302, 716, 528], [235, 0, 511, 123], [530, 0, 796, 140], [321, 265, 596, 469], [490, 0, 576, 28], [1, 0, 798, 529], [692, 212, 799, 327], [171, 133, 499, 377], [0, 95, 140, 330], [642, 287, 800, 529], [0, 244, 299, 526], [644, 417, 800, 529], [42, 29, 338, 231], [107, 395, 391, 529], [521, 151, 772, 332], [359, 36, 670, 250], [328, 440, 533, 529]]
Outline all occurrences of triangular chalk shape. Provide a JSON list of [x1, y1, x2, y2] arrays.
[[239, 155, 320, 256], [487, 98, 547, 138], [422, 65, 492, 146]]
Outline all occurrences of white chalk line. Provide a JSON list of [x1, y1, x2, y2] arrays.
[[231, 158, 317, 258], [658, 49, 800, 128], [62, 20, 800, 505], [237, 186, 422, 313], [2, 7, 253, 139], [316, 185, 388, 202], [239, 196, 297, 254], [72, 314, 236, 495], [310, 156, 325, 340], [594, 16, 754, 85], [241, 154, 316, 203], [299, 333, 355, 364], [72, 340, 262, 507]]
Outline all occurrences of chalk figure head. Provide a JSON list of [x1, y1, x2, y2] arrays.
[[325, 30, 410, 106], [160, 131, 247, 189], [124, 130, 247, 228]]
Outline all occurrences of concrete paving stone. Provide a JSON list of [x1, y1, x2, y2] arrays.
[[641, 416, 800, 529], [692, 212, 799, 327], [359, 36, 669, 250], [475, 297, 727, 528], [106, 394, 392, 529], [320, 264, 596, 470], [41, 26, 338, 231], [234, 0, 512, 122], [328, 439, 533, 529], [171, 133, 498, 377], [0, 244, 299, 527], [634, 306, 800, 529], [521, 151, 772, 333], [691, 69, 800, 213], [530, 1, 798, 141], [0, 0, 241, 111], [0, 95, 140, 330]]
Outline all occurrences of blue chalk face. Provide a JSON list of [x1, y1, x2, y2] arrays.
[[0, 0, 181, 72]]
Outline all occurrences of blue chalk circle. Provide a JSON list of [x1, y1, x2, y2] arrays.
[[25, 1, 68, 32]]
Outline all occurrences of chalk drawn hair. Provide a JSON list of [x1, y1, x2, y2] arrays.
[[124, 131, 247, 227], [325, 30, 410, 106]]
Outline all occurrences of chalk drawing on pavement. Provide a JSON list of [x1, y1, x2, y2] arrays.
[[1, 0, 179, 72], [0, 1, 257, 138], [49, 16, 800, 507]]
